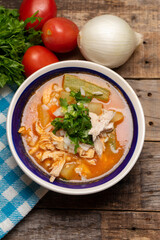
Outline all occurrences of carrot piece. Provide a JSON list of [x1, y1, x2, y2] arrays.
[[48, 105, 59, 118]]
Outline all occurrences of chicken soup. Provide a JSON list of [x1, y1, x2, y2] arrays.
[[18, 73, 133, 182]]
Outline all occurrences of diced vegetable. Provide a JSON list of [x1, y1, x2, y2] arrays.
[[48, 105, 59, 118], [38, 104, 51, 127], [76, 163, 91, 178], [60, 163, 76, 180], [111, 112, 124, 123], [60, 91, 74, 104], [87, 102, 102, 115], [108, 129, 116, 150], [63, 74, 110, 101]]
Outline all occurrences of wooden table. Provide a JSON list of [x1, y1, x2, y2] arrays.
[[1, 0, 160, 239]]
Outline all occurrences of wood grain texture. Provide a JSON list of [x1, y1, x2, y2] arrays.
[[128, 79, 160, 141], [0, 0, 159, 239], [4, 209, 102, 240], [0, 0, 160, 78], [3, 209, 160, 240]]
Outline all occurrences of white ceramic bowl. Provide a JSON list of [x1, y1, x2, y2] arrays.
[[7, 60, 145, 195]]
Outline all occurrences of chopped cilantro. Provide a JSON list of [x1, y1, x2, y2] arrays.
[[60, 98, 68, 109], [70, 90, 92, 103], [51, 91, 93, 153]]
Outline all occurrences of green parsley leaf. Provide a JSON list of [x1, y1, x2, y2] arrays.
[[60, 98, 68, 109], [70, 90, 92, 103], [0, 6, 42, 87]]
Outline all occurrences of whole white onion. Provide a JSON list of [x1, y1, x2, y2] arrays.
[[77, 15, 143, 68]]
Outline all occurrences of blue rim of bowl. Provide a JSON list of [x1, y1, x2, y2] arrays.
[[11, 66, 138, 189]]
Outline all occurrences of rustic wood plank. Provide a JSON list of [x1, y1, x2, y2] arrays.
[[37, 142, 160, 211], [0, 0, 160, 78], [3, 209, 160, 240], [3, 209, 102, 240], [0, 0, 21, 8], [101, 211, 160, 240], [128, 79, 160, 141]]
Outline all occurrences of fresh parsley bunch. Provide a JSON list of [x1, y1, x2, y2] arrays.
[[0, 6, 42, 87], [52, 91, 93, 152]]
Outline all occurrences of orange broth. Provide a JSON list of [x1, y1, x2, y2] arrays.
[[20, 73, 133, 182]]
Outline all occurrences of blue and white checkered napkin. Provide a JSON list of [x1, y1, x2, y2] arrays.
[[0, 85, 47, 239]]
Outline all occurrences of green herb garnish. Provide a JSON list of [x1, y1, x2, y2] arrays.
[[51, 91, 93, 153], [70, 90, 92, 103], [60, 98, 68, 109], [0, 6, 42, 87]]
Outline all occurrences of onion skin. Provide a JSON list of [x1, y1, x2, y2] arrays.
[[77, 15, 143, 68]]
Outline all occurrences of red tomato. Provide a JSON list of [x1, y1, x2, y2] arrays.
[[42, 17, 79, 53], [19, 0, 57, 30], [22, 45, 59, 77]]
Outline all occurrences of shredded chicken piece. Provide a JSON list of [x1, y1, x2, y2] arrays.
[[42, 84, 53, 104], [39, 133, 50, 142], [27, 136, 38, 147], [55, 141, 64, 151], [38, 132, 55, 151], [35, 151, 43, 160], [94, 137, 104, 157], [79, 143, 91, 151], [49, 133, 64, 150], [41, 150, 65, 161], [19, 126, 38, 147], [18, 126, 27, 134], [104, 122, 114, 133], [33, 123, 65, 152], [88, 109, 115, 156], [78, 148, 95, 158], [89, 110, 115, 141], [49, 132, 63, 142], [18, 126, 33, 137], [87, 159, 97, 165], [49, 158, 66, 182], [35, 121, 45, 135], [28, 143, 39, 155], [40, 142, 55, 151], [45, 124, 54, 132]]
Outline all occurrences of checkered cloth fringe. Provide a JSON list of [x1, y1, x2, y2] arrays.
[[0, 85, 47, 239]]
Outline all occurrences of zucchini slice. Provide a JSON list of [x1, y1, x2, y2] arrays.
[[108, 129, 116, 150], [63, 74, 110, 102]]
